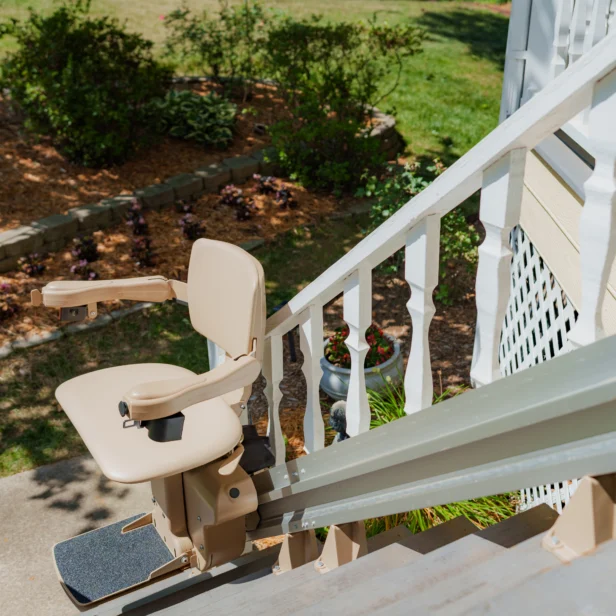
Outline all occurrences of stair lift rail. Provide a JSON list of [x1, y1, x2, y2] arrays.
[[249, 334, 616, 538], [259, 30, 616, 469]]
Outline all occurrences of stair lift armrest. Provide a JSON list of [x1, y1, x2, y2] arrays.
[[122, 354, 261, 421], [31, 277, 186, 312]]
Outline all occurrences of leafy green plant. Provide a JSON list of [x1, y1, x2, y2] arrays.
[[263, 15, 423, 191], [366, 379, 515, 535], [325, 324, 393, 369], [148, 90, 236, 148], [0, 1, 171, 167], [362, 161, 479, 302], [163, 1, 269, 100]]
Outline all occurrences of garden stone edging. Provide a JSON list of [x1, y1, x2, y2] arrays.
[[0, 148, 280, 273], [0, 103, 400, 271]]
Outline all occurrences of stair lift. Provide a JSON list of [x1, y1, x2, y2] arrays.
[[31, 239, 275, 608]]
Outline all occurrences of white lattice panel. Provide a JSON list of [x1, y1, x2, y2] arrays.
[[499, 226, 579, 512], [500, 227, 578, 376]]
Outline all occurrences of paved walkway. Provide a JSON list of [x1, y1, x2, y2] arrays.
[[0, 455, 151, 615]]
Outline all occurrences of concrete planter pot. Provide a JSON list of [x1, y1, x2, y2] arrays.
[[319, 335, 403, 401]]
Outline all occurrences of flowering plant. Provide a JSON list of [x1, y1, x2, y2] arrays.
[[131, 236, 156, 268], [18, 253, 46, 277], [71, 260, 98, 280], [71, 235, 99, 263], [220, 184, 255, 221], [179, 213, 205, 240], [324, 323, 394, 369], [125, 201, 148, 236]]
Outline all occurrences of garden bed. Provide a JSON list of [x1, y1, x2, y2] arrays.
[[0, 175, 341, 347], [0, 82, 283, 232]]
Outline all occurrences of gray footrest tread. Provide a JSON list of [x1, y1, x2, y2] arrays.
[[54, 513, 173, 606]]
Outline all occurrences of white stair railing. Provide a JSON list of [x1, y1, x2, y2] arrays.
[[259, 33, 616, 466]]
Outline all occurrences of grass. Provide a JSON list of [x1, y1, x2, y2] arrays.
[[0, 214, 369, 477], [364, 378, 516, 535], [0, 1, 508, 162], [0, 0, 508, 480]]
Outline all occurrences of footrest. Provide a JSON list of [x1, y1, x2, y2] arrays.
[[53, 514, 173, 607]]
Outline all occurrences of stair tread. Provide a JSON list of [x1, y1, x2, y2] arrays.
[[298, 534, 505, 615], [133, 545, 280, 616], [377, 533, 561, 613], [167, 525, 416, 616], [461, 536, 616, 616]]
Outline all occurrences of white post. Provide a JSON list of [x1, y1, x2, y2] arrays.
[[262, 334, 285, 464], [471, 148, 527, 388], [569, 0, 591, 64], [404, 215, 440, 414], [300, 305, 325, 454], [551, 0, 574, 80], [499, 0, 532, 122], [343, 267, 372, 437], [569, 69, 616, 349], [207, 339, 226, 370], [583, 0, 610, 54]]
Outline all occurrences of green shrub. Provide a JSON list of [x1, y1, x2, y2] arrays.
[[263, 15, 423, 191], [164, 1, 269, 100], [0, 1, 171, 167], [148, 90, 236, 147], [361, 161, 480, 303], [366, 380, 516, 535]]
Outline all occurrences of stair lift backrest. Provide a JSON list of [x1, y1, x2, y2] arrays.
[[187, 239, 266, 363]]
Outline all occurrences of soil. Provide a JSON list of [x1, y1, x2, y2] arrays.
[[0, 82, 284, 232], [0, 176, 341, 346]]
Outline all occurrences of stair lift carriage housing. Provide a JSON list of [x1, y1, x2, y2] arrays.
[[31, 239, 268, 608]]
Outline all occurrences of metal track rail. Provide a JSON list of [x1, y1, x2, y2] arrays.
[[249, 336, 616, 539]]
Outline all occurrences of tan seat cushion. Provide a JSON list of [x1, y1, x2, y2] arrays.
[[56, 364, 243, 484]]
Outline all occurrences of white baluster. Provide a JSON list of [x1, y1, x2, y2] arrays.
[[583, 0, 610, 53], [499, 0, 532, 122], [300, 305, 325, 454], [262, 334, 285, 464], [404, 215, 440, 414], [551, 0, 574, 80], [471, 148, 527, 388], [569, 69, 616, 349], [343, 267, 372, 437], [569, 0, 591, 64]]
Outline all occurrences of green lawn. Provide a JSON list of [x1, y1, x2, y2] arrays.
[[0, 1, 508, 476], [0, 1, 508, 161], [0, 215, 368, 476]]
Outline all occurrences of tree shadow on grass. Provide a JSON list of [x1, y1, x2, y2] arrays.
[[417, 9, 509, 69]]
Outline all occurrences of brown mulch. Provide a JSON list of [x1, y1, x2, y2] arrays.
[[0, 176, 339, 346], [0, 82, 285, 232]]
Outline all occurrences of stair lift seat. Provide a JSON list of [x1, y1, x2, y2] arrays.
[[56, 363, 244, 484], [35, 239, 267, 607], [50, 239, 265, 484]]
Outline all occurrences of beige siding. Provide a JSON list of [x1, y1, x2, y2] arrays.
[[520, 151, 616, 335]]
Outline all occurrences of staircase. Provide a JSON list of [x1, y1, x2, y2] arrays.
[[129, 503, 616, 615]]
